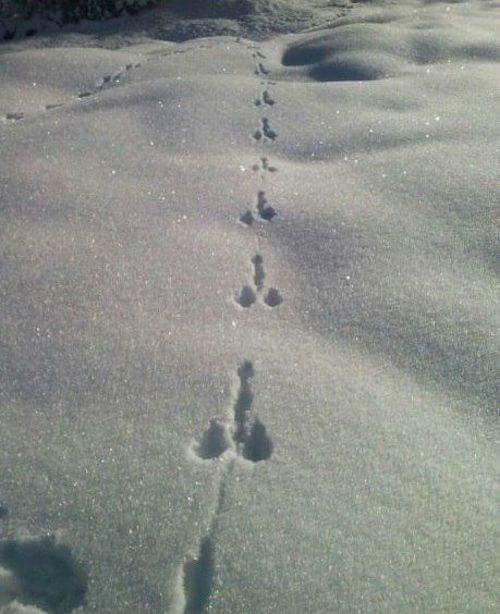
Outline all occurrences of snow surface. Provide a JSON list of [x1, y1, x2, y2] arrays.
[[0, 0, 498, 612]]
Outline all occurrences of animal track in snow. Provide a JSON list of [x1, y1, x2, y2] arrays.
[[252, 157, 278, 174], [182, 363, 273, 609], [232, 360, 254, 446], [190, 362, 273, 464], [242, 418, 274, 463], [181, 536, 215, 614], [238, 213, 257, 228], [239, 190, 277, 226], [177, 465, 231, 613], [254, 118, 278, 142], [252, 51, 267, 60], [53, 64, 143, 114], [234, 256, 282, 309], [253, 117, 278, 142], [0, 534, 88, 612], [235, 285, 257, 308], [232, 361, 273, 462], [252, 254, 265, 291], [192, 418, 230, 460], [254, 62, 271, 77], [235, 260, 261, 308], [262, 90, 275, 106], [180, 42, 278, 609], [263, 287, 283, 308], [3, 113, 23, 122], [256, 191, 277, 221], [254, 89, 276, 107], [2, 62, 144, 126], [239, 210, 255, 226], [262, 157, 278, 172], [262, 118, 278, 140], [81, 66, 135, 98]]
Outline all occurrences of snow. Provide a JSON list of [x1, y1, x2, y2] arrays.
[[0, 1, 497, 612]]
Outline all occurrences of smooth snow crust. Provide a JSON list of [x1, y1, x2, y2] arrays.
[[0, 1, 498, 612]]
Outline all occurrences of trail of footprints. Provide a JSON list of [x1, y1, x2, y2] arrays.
[[3, 41, 236, 123], [253, 117, 278, 142], [240, 190, 277, 225], [252, 156, 278, 176], [2, 43, 228, 124], [76, 62, 141, 99], [2, 62, 142, 123], [2, 42, 282, 614], [254, 89, 275, 107], [180, 362, 273, 612], [240, 52, 282, 308], [178, 48, 283, 613]]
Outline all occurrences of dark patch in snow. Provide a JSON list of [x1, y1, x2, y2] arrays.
[[232, 361, 273, 462], [4, 112, 23, 121], [254, 156, 278, 174], [182, 537, 215, 614], [262, 89, 275, 105], [235, 257, 282, 309], [236, 285, 257, 308], [193, 418, 230, 460], [251, 254, 266, 291], [241, 417, 273, 462], [264, 287, 283, 307], [0, 535, 88, 613], [256, 190, 277, 221], [233, 360, 255, 446], [240, 192, 277, 224], [240, 210, 255, 226], [261, 117, 278, 140]]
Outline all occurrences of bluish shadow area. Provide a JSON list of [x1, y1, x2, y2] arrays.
[[242, 418, 274, 462], [196, 418, 230, 460], [0, 535, 88, 613], [282, 40, 328, 66], [309, 57, 393, 81], [233, 360, 255, 444], [183, 537, 215, 614]]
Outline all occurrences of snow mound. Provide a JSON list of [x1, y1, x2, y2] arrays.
[[281, 6, 499, 81]]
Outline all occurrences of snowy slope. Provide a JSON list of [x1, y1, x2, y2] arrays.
[[0, 1, 498, 612]]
